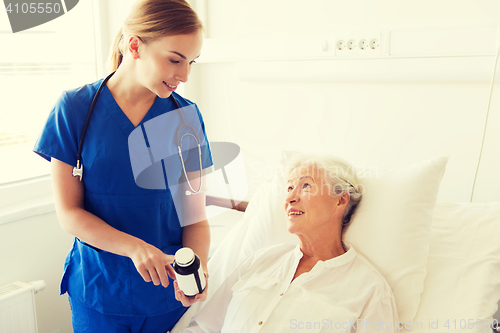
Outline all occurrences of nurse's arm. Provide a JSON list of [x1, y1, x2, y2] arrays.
[[51, 158, 175, 288]]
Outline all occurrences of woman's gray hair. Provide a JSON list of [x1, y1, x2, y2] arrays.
[[285, 153, 363, 231]]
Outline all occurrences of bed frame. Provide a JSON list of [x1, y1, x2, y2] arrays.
[[206, 195, 248, 212]]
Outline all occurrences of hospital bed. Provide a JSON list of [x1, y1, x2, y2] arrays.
[[170, 152, 500, 333]]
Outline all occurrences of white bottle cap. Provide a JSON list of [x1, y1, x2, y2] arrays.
[[175, 248, 195, 267]]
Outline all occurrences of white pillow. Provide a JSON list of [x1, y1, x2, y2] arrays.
[[410, 202, 500, 333], [343, 155, 449, 325], [204, 153, 448, 325]]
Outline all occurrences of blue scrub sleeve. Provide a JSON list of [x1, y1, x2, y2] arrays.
[[33, 91, 80, 167]]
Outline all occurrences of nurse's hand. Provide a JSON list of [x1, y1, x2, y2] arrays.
[[173, 272, 209, 307], [130, 242, 176, 288]]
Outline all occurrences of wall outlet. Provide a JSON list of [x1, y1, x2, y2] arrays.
[[335, 38, 357, 56], [359, 39, 369, 50], [347, 39, 357, 51], [336, 40, 346, 51], [357, 35, 381, 57], [335, 32, 383, 57]]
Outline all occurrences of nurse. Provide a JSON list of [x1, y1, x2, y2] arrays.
[[33, 0, 212, 332]]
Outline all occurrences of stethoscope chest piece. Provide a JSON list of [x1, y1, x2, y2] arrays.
[[73, 160, 83, 181]]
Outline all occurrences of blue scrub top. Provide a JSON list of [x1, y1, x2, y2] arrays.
[[33, 78, 212, 316]]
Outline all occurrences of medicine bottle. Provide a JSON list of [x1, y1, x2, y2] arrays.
[[173, 247, 206, 296]]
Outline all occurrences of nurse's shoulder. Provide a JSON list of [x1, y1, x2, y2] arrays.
[[58, 79, 102, 111], [48, 78, 104, 127]]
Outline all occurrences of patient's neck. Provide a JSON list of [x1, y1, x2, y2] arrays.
[[292, 234, 345, 282], [298, 238, 345, 262], [295, 226, 345, 259]]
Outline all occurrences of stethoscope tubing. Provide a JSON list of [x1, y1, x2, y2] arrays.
[[74, 72, 204, 195], [76, 71, 116, 173], [170, 90, 204, 194]]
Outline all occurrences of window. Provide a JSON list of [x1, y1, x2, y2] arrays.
[[0, 1, 98, 185]]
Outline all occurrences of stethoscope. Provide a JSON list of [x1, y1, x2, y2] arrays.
[[72, 71, 203, 195]]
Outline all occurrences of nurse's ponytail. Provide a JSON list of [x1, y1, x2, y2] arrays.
[[109, 27, 124, 73], [107, 0, 203, 72]]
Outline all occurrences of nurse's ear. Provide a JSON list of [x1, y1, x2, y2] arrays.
[[127, 36, 142, 60]]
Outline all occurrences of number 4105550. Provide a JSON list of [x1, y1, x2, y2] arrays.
[[5, 2, 62, 14]]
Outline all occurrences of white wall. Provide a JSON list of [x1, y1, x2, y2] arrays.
[[184, 0, 500, 203], [0, 211, 73, 333], [203, 0, 500, 38]]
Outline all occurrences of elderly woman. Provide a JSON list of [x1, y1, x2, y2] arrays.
[[182, 154, 399, 332]]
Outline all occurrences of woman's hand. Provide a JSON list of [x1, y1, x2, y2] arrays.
[[173, 272, 209, 307], [129, 242, 176, 288]]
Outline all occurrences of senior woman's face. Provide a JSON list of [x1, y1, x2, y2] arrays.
[[284, 164, 342, 235]]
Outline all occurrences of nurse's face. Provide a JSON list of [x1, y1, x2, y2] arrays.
[[135, 30, 203, 99]]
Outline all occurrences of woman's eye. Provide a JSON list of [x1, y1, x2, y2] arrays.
[[189, 60, 197, 65], [170, 60, 180, 64], [303, 183, 311, 189], [287, 186, 293, 193]]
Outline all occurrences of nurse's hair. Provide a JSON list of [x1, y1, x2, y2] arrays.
[[108, 0, 203, 72], [285, 153, 363, 231]]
